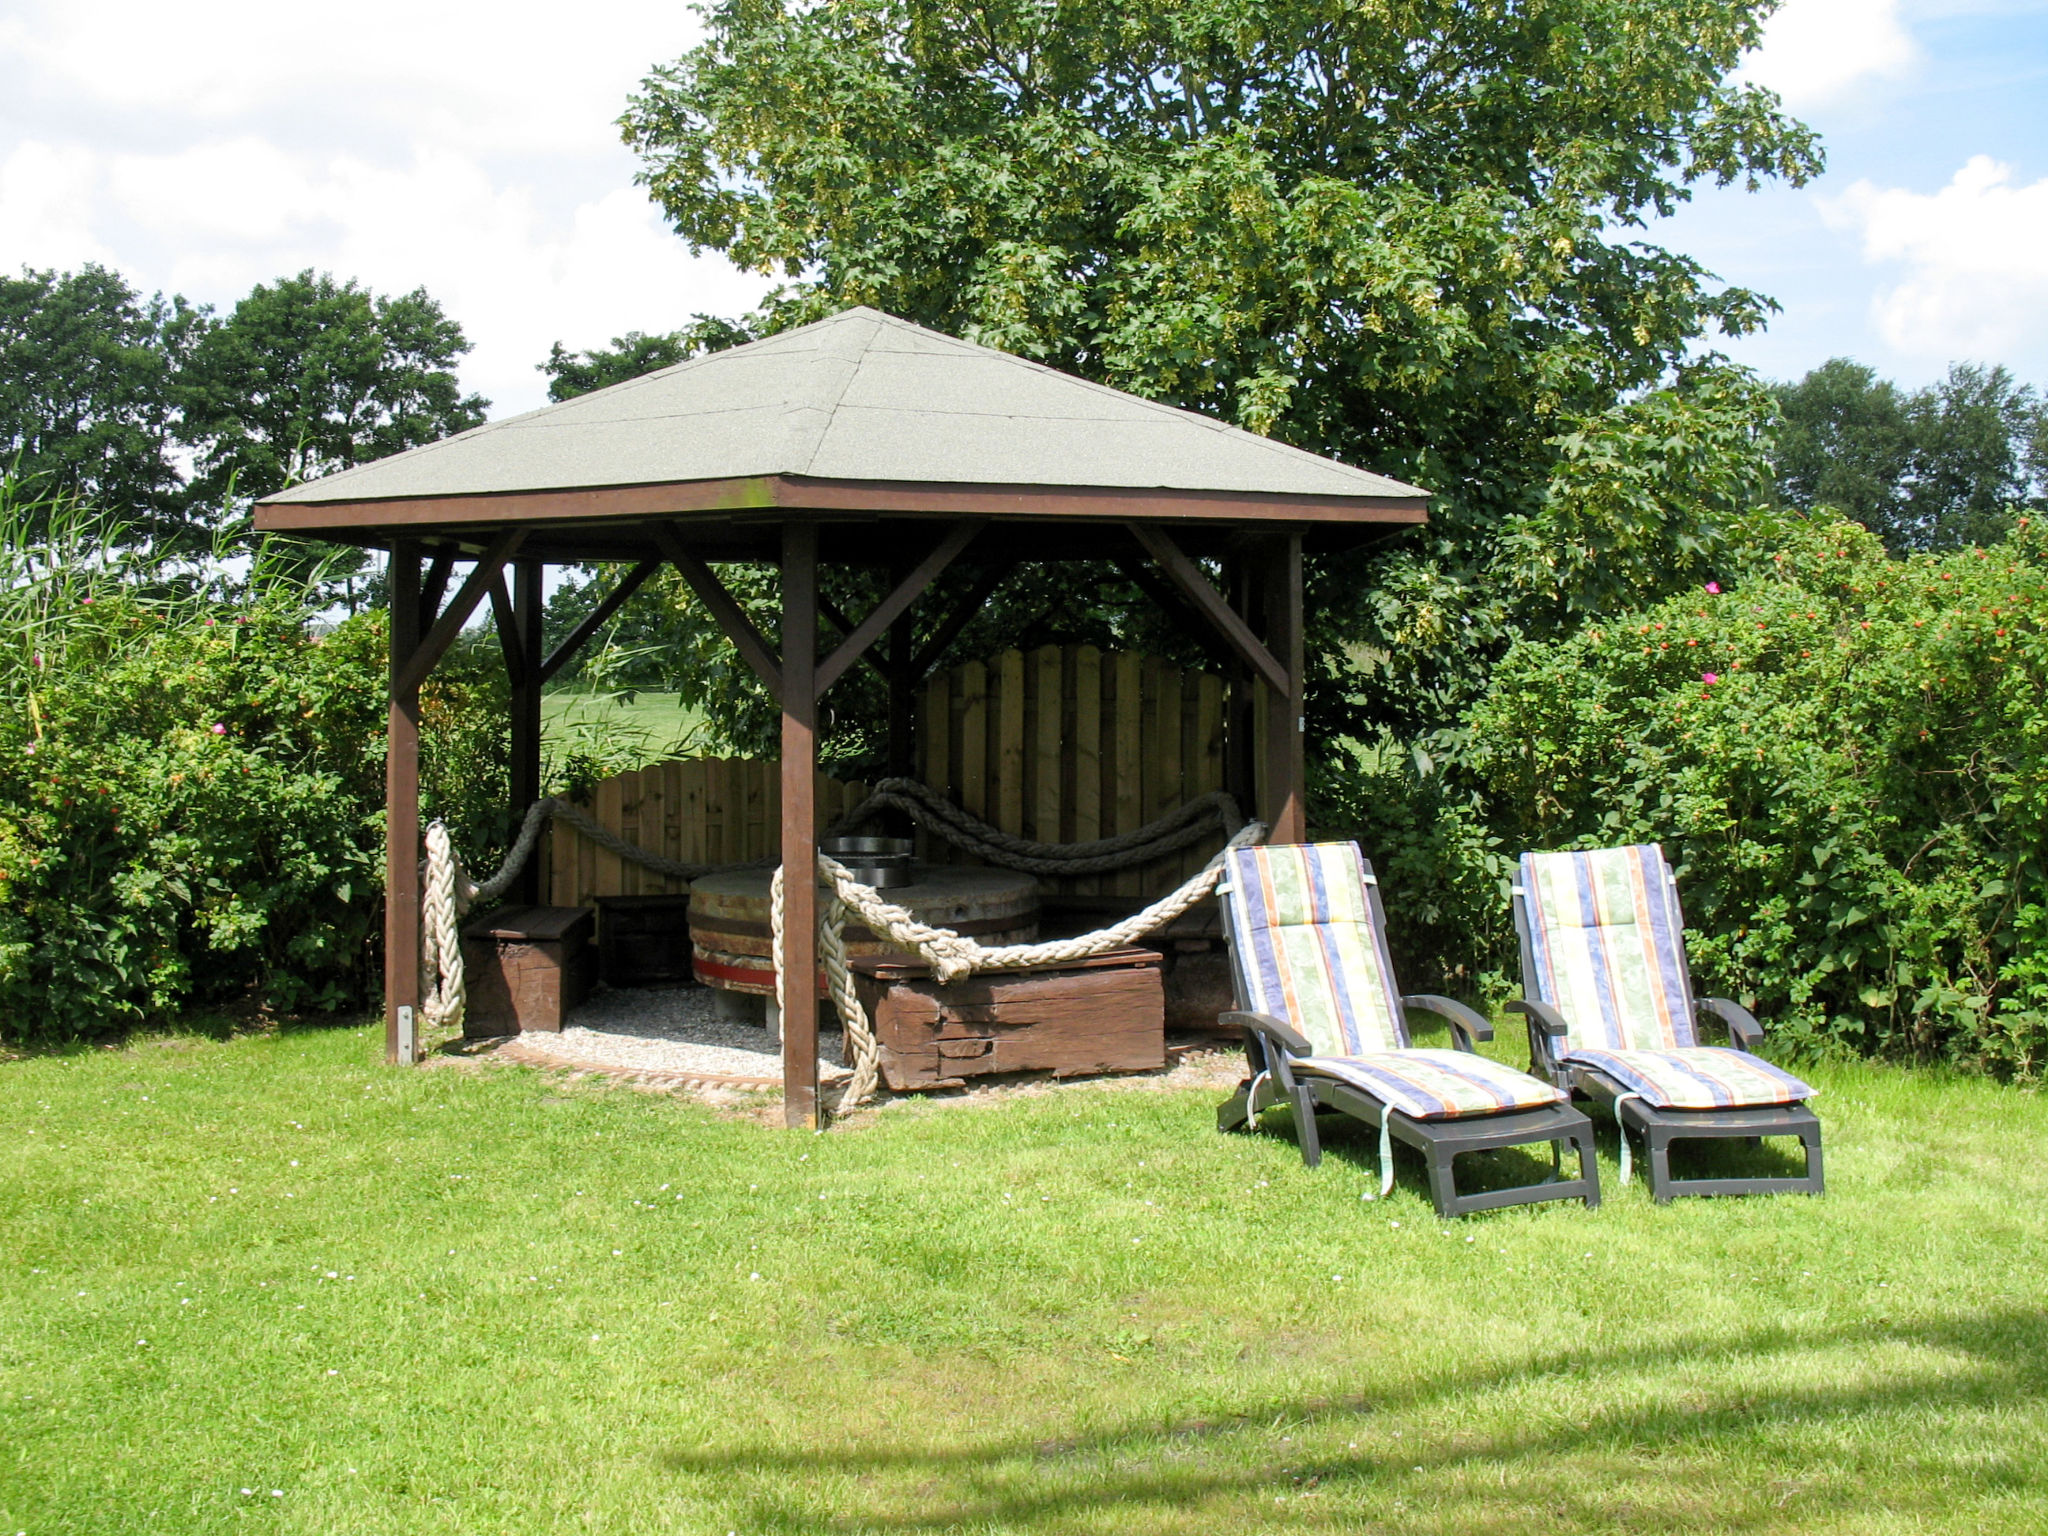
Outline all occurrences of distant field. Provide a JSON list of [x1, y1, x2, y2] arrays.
[[540, 687, 709, 769]]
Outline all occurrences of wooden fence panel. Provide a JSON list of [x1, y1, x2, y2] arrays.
[[545, 648, 1231, 911], [917, 647, 1230, 900]]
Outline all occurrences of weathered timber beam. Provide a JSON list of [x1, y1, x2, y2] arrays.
[[419, 547, 455, 634], [537, 558, 661, 684], [816, 592, 895, 686], [1125, 522, 1289, 696], [651, 522, 783, 702], [1111, 554, 1244, 678], [487, 571, 525, 688], [394, 528, 528, 698], [814, 521, 982, 700], [909, 561, 1014, 679]]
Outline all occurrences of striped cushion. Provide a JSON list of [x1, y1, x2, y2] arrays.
[[1223, 843, 1405, 1055], [1563, 1048, 1815, 1109], [1521, 846, 1697, 1052], [1297, 1050, 1567, 1121]]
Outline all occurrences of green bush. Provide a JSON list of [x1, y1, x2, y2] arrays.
[[0, 498, 513, 1041], [1325, 513, 2048, 1075]]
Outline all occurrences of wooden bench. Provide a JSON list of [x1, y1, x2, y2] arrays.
[[460, 905, 596, 1037], [850, 947, 1165, 1091]]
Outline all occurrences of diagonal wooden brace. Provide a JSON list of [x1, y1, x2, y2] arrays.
[[814, 521, 983, 700], [394, 527, 528, 698], [652, 523, 783, 702], [1125, 523, 1289, 696]]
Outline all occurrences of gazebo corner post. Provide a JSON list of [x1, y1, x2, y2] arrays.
[[779, 523, 822, 1130], [510, 558, 545, 906], [1263, 533, 1307, 843], [385, 541, 425, 1065]]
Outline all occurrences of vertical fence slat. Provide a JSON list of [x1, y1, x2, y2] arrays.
[[1112, 652, 1144, 899], [996, 650, 1026, 838], [1033, 645, 1061, 846], [1072, 645, 1102, 897]]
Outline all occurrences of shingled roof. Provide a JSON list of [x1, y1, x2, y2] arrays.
[[259, 306, 1428, 509]]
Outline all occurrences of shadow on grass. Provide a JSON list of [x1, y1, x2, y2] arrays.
[[1287, 1105, 1814, 1199], [658, 1306, 2048, 1533], [0, 1002, 372, 1059]]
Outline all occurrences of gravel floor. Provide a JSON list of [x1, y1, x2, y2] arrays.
[[507, 983, 849, 1083]]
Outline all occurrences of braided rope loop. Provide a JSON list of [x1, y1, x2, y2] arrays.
[[415, 780, 1263, 1102]]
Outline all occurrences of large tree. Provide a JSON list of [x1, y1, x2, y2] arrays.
[[622, 0, 1821, 748], [0, 265, 203, 543], [179, 271, 486, 511], [1774, 358, 2045, 553]]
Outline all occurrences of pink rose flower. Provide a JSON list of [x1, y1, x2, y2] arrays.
[[1704, 582, 1721, 594], [211, 724, 227, 735], [1702, 672, 1719, 685]]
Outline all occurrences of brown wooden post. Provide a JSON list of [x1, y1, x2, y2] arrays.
[[511, 558, 545, 905], [885, 561, 917, 780], [1222, 556, 1258, 818], [779, 522, 821, 1129], [1262, 533, 1307, 842], [385, 542, 424, 1064]]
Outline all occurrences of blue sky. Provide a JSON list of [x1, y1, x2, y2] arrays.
[[1665, 0, 2048, 390], [2, 0, 2044, 415]]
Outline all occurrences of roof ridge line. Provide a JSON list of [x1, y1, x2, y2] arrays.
[[791, 311, 883, 476]]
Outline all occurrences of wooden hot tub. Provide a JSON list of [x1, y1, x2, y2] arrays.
[[688, 865, 1039, 997]]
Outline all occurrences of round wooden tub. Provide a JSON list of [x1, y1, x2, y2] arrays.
[[689, 866, 1039, 996]]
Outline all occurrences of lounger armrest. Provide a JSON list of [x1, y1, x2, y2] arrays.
[[1697, 997, 1764, 1052], [1400, 994, 1493, 1052], [1506, 999, 1572, 1037], [1219, 1010, 1313, 1058]]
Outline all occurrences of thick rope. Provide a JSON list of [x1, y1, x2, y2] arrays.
[[829, 778, 1243, 875], [780, 819, 1267, 1109], [419, 822, 466, 1035], [419, 781, 1259, 1095]]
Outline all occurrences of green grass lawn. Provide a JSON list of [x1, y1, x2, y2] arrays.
[[4, 1023, 2047, 1534], [541, 687, 708, 770]]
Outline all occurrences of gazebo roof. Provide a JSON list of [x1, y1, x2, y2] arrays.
[[254, 308, 1427, 559]]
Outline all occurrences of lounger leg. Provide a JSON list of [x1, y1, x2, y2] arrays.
[[1574, 1126, 1601, 1209], [1216, 1083, 1252, 1134], [1292, 1083, 1322, 1168], [1425, 1145, 1459, 1218], [1647, 1126, 1676, 1205], [1802, 1126, 1825, 1196]]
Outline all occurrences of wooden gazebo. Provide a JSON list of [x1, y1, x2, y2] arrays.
[[253, 308, 1428, 1127]]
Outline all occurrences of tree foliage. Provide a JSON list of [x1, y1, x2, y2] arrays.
[[0, 265, 202, 543], [1329, 512, 2048, 1075], [540, 317, 756, 402], [179, 270, 486, 509], [1774, 358, 2046, 554], [622, 0, 1822, 746]]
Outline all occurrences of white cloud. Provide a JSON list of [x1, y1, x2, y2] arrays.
[[0, 142, 116, 271], [0, 0, 766, 416], [1824, 155, 2048, 362], [1739, 0, 1918, 108]]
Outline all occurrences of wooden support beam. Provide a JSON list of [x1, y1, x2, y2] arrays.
[[538, 558, 660, 684], [814, 521, 981, 699], [909, 561, 1014, 679], [510, 559, 545, 905], [653, 523, 783, 702], [385, 543, 424, 1065], [393, 528, 528, 698], [487, 572, 526, 689], [1262, 533, 1306, 843], [419, 547, 455, 634], [1126, 523, 1289, 696], [779, 523, 821, 1131], [885, 560, 918, 781], [816, 591, 895, 686], [1111, 555, 1243, 678]]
